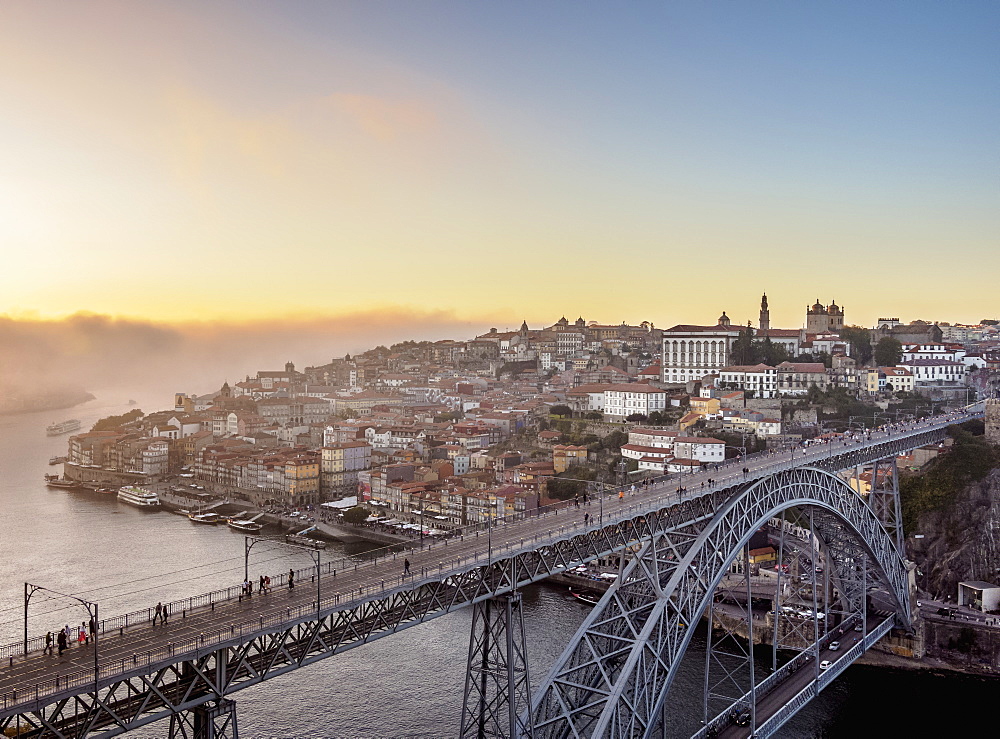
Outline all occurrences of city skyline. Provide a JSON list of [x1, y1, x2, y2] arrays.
[[2, 1, 998, 326]]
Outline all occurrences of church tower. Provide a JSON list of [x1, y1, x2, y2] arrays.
[[759, 293, 770, 332]]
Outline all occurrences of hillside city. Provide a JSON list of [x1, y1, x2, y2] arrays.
[[55, 294, 1000, 536]]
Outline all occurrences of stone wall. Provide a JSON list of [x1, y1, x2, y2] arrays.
[[986, 398, 1000, 445]]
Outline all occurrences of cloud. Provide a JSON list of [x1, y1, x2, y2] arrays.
[[0, 308, 493, 404]]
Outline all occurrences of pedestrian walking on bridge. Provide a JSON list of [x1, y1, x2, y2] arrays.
[[43, 631, 53, 656], [288, 568, 295, 590], [153, 602, 163, 626], [260, 575, 267, 594], [404, 558, 411, 576], [56, 629, 67, 657]]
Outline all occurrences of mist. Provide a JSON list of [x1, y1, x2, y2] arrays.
[[0, 309, 491, 407]]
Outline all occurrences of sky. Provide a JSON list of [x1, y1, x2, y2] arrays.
[[1, 1, 998, 338]]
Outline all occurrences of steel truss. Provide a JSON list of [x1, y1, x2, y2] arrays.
[[529, 466, 909, 739], [461, 592, 534, 739], [168, 698, 238, 739], [1, 424, 948, 738]]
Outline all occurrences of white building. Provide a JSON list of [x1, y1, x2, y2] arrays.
[[661, 314, 741, 385], [718, 364, 778, 398], [901, 344, 963, 363], [602, 384, 668, 421], [896, 359, 966, 387], [672, 437, 726, 463]]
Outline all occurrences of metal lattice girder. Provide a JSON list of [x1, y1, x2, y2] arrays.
[[168, 699, 238, 739], [460, 593, 534, 739], [529, 467, 910, 739], [868, 457, 904, 555]]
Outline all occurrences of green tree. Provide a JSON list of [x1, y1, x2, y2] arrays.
[[626, 413, 648, 423], [839, 326, 873, 365], [874, 337, 903, 367], [584, 411, 603, 420], [759, 337, 791, 366], [550, 404, 572, 418], [91, 409, 144, 432], [342, 506, 370, 524], [731, 325, 756, 366], [602, 430, 628, 450]]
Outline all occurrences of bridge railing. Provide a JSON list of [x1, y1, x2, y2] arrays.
[[0, 412, 977, 670]]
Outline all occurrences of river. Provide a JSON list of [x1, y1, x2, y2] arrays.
[[0, 393, 990, 737]]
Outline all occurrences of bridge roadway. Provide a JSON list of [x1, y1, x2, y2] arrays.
[[0, 410, 978, 729]]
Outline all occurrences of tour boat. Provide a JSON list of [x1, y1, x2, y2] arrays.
[[117, 486, 161, 508], [285, 533, 326, 549], [46, 419, 82, 436], [227, 518, 263, 533], [569, 589, 600, 606], [189, 511, 220, 525], [44, 475, 79, 489]]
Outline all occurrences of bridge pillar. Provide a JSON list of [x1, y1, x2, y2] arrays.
[[168, 699, 238, 739], [460, 592, 534, 739], [869, 458, 903, 555]]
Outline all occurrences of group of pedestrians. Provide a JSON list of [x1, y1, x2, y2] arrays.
[[152, 601, 169, 626], [42, 620, 96, 657], [240, 575, 275, 598]]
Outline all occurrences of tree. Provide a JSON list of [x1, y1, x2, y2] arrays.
[[981, 319, 998, 326], [550, 404, 572, 418], [602, 430, 628, 450], [759, 337, 791, 366], [584, 411, 603, 420], [647, 411, 663, 425], [839, 325, 873, 365], [342, 506, 370, 524], [626, 413, 648, 423], [874, 337, 903, 367], [91, 409, 144, 432], [731, 325, 756, 366]]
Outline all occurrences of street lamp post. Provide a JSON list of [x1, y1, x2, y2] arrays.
[[25, 583, 100, 691], [245, 536, 322, 618]]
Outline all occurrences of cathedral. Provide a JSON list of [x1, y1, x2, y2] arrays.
[[805, 299, 844, 333]]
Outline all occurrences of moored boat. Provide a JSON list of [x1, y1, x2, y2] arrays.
[[285, 533, 326, 549], [44, 475, 80, 489], [189, 512, 220, 525], [227, 518, 263, 533], [117, 486, 160, 508]]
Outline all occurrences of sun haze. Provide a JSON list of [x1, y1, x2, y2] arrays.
[[1, 1, 997, 328]]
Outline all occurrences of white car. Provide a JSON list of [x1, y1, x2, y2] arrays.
[[819, 660, 832, 670], [829, 641, 840, 651]]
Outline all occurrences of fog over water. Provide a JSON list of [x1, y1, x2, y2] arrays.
[[0, 310, 492, 406]]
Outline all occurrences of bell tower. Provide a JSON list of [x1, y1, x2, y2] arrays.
[[759, 293, 770, 332]]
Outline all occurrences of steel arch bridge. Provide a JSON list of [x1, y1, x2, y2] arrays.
[[0, 409, 982, 738], [528, 466, 908, 738]]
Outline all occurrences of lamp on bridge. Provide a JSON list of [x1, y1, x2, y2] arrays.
[[245, 536, 322, 619], [25, 583, 99, 692]]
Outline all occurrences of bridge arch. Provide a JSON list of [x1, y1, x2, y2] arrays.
[[530, 466, 909, 738]]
